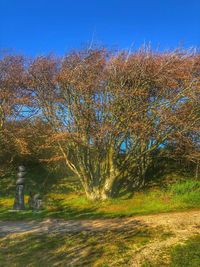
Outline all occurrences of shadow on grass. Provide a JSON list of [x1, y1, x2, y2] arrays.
[[0, 223, 152, 266], [0, 201, 117, 221]]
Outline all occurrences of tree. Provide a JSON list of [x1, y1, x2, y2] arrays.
[[0, 54, 39, 179], [168, 52, 200, 179], [0, 56, 27, 166], [26, 48, 200, 200]]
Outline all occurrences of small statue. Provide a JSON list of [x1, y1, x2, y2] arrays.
[[28, 192, 43, 210], [13, 166, 26, 210]]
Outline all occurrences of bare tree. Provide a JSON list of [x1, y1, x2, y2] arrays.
[[25, 48, 199, 200]]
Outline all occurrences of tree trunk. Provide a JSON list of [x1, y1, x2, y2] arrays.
[[81, 179, 102, 200], [81, 174, 116, 201], [101, 175, 116, 200]]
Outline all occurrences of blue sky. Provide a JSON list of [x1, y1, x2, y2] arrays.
[[0, 0, 200, 56]]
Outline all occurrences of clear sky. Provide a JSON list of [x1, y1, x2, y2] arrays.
[[0, 0, 200, 56]]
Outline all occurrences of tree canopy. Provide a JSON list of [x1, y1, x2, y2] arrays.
[[0, 47, 199, 200]]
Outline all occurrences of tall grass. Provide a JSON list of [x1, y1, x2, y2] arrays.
[[169, 180, 200, 195]]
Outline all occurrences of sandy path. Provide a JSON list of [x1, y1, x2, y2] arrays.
[[0, 210, 199, 235]]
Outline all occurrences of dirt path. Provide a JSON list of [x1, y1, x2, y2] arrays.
[[0, 210, 200, 266], [0, 210, 200, 235]]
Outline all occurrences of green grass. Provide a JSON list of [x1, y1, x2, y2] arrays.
[[0, 227, 153, 266], [0, 180, 200, 221], [170, 235, 200, 267], [1, 228, 199, 266], [143, 235, 200, 267], [169, 180, 200, 195]]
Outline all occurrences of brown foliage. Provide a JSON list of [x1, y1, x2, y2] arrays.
[[0, 47, 199, 199]]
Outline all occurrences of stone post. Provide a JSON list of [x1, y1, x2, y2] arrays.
[[13, 166, 26, 210]]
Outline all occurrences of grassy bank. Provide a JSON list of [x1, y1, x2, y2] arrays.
[[0, 180, 200, 221]]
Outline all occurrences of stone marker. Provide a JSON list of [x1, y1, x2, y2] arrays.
[[13, 166, 26, 210]]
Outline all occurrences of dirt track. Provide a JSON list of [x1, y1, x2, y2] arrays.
[[0, 210, 199, 235]]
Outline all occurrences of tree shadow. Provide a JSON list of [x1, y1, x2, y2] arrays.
[[0, 220, 152, 266]]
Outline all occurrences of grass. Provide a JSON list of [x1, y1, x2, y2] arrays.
[[142, 235, 200, 267], [0, 228, 199, 266], [1, 232, 198, 267], [170, 235, 200, 267], [0, 226, 153, 266], [0, 180, 200, 221], [169, 180, 200, 195]]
